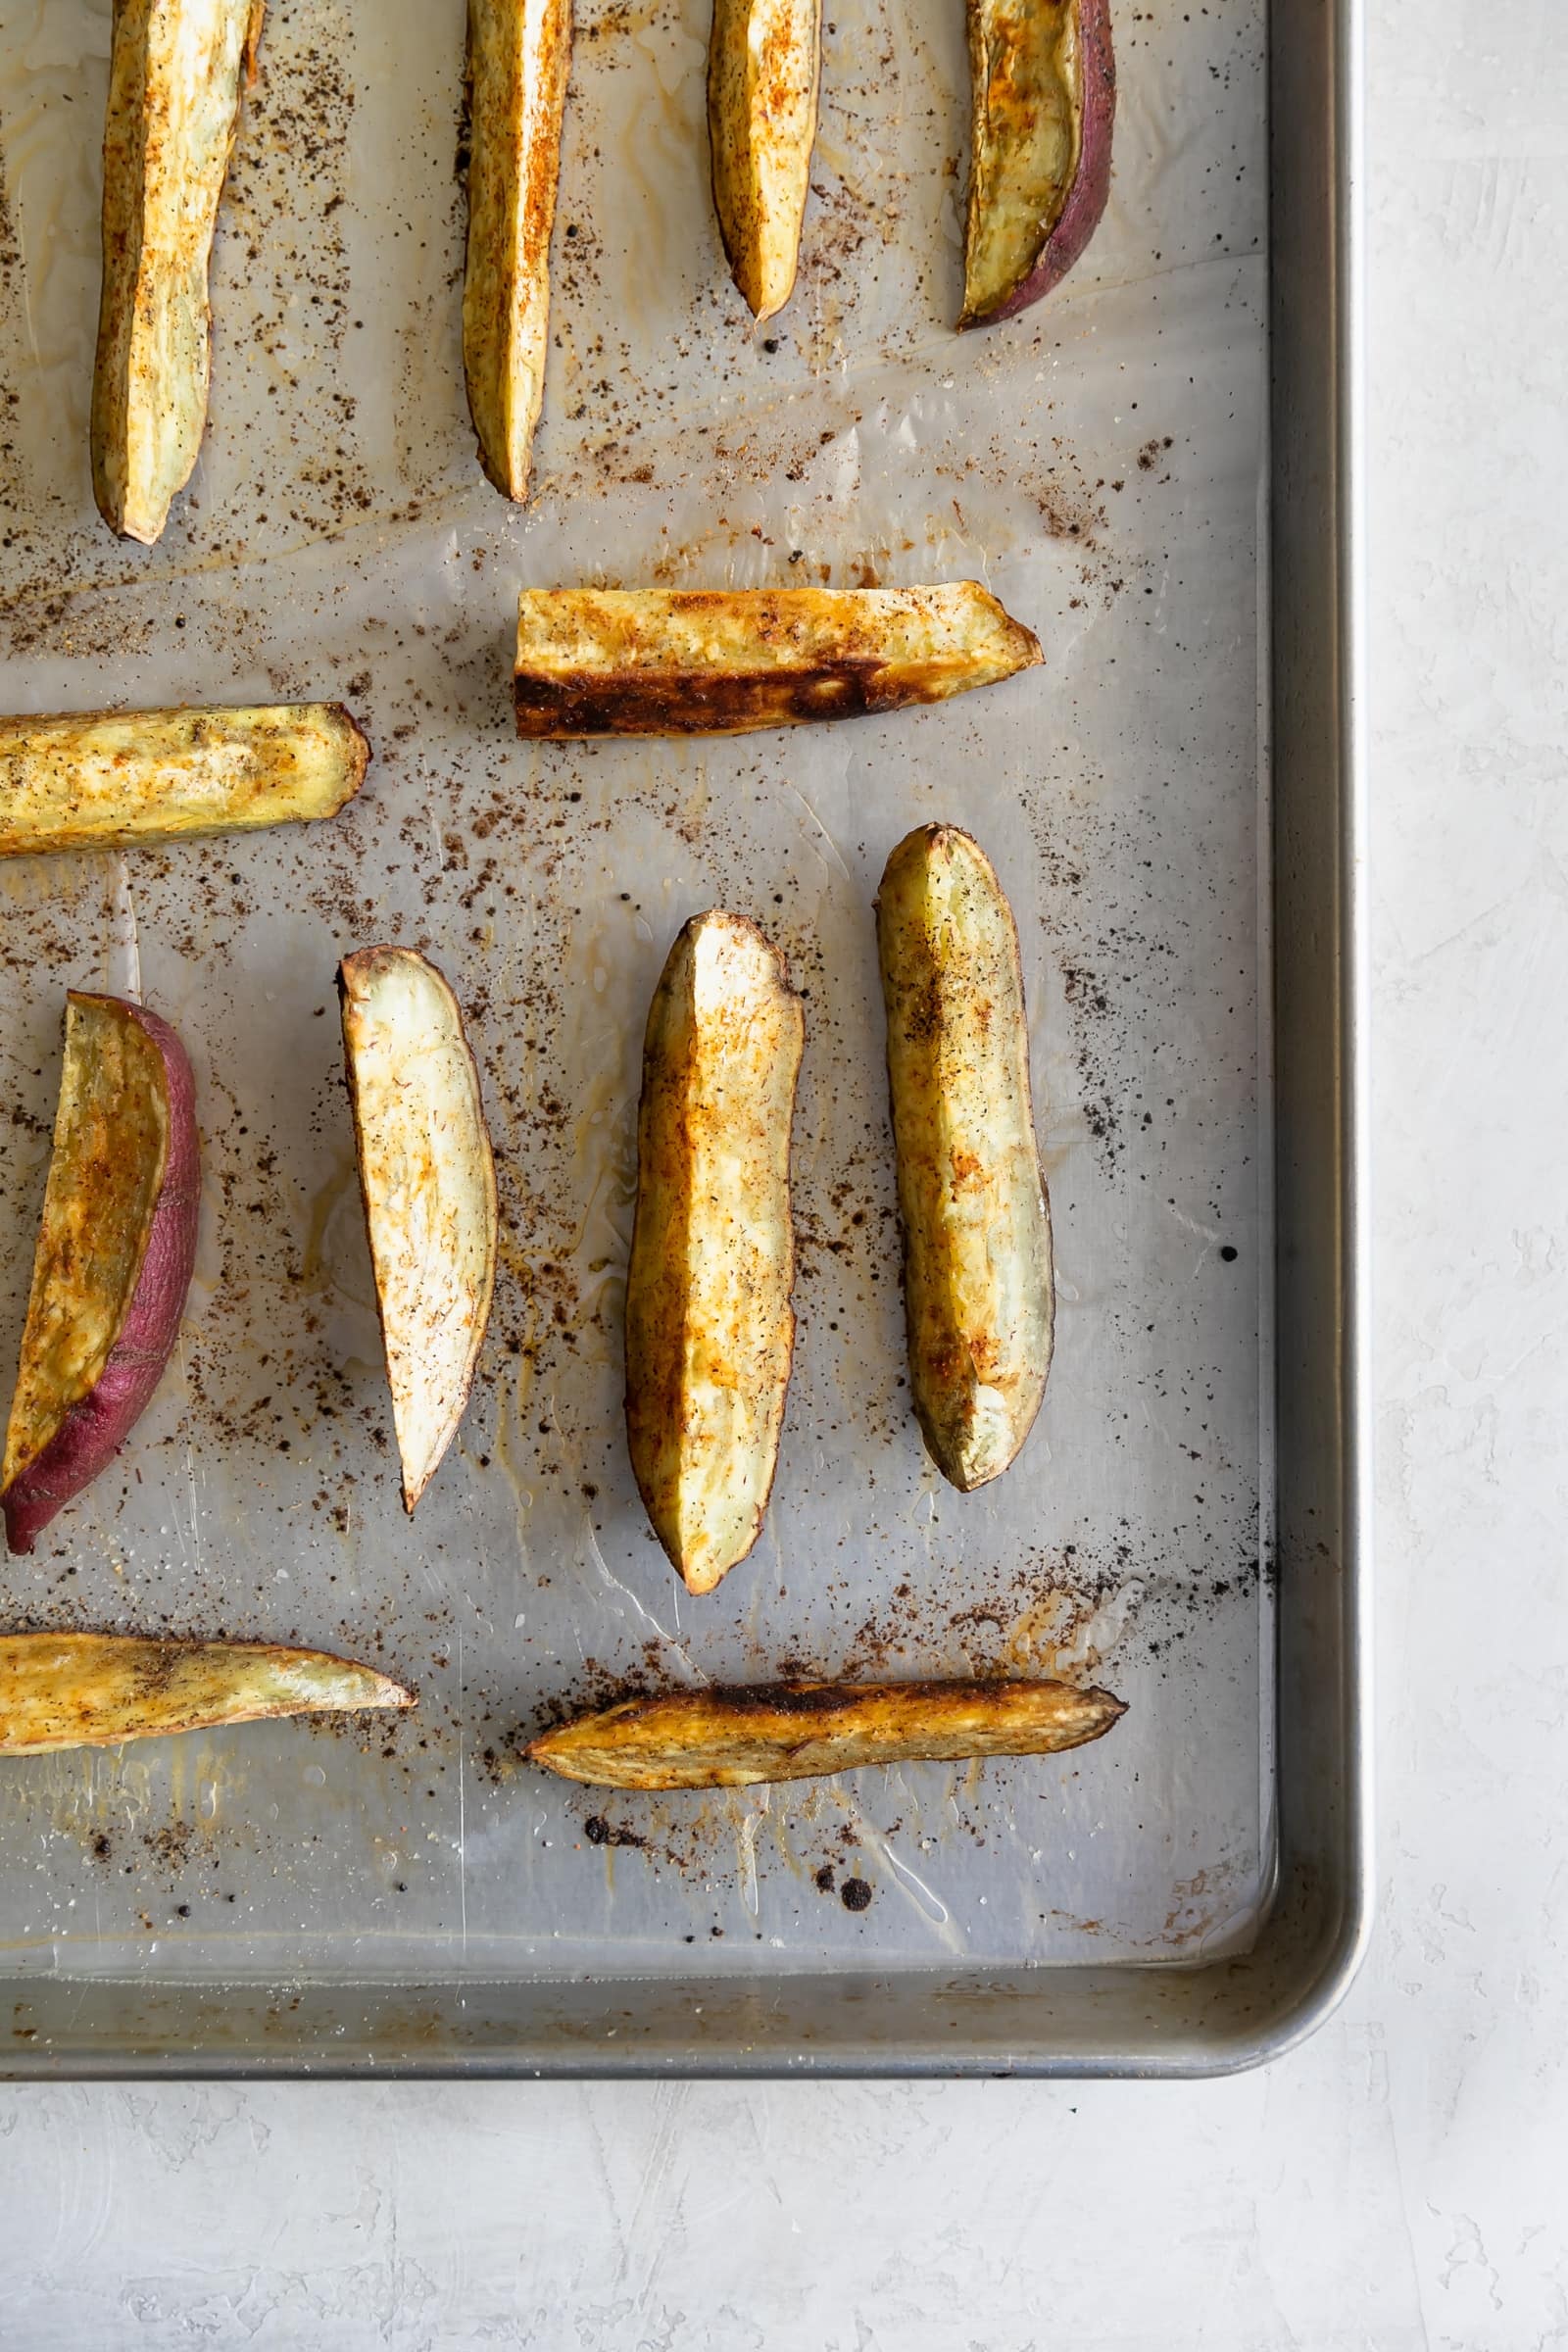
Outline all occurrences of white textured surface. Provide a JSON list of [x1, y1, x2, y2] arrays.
[[0, 0, 1564, 2343]]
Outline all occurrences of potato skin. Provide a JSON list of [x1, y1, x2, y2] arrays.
[[0, 1634, 413, 1755], [91, 0, 265, 544], [339, 949, 500, 1514], [876, 825, 1054, 1491], [0, 704, 368, 859], [708, 0, 821, 321], [528, 1677, 1125, 1788], [625, 912, 804, 1593], [959, 0, 1114, 328], [464, 0, 573, 502], [514, 585, 1042, 737], [2, 996, 199, 1557]]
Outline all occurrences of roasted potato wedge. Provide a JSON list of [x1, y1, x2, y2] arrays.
[[0, 1633, 412, 1756], [528, 1677, 1125, 1788], [463, 0, 573, 502], [339, 949, 499, 1513], [709, 0, 821, 321], [626, 912, 804, 1594], [3, 995, 199, 1557], [877, 825, 1054, 1491], [514, 584, 1041, 736], [92, 0, 265, 544], [960, 0, 1114, 328], [0, 704, 368, 860]]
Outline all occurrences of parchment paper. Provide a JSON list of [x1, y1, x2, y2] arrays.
[[0, 0, 1269, 1983]]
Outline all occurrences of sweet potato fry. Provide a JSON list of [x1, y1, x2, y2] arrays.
[[528, 1678, 1124, 1788], [463, 0, 572, 501], [0, 1634, 413, 1756], [91, 0, 266, 543], [876, 824, 1054, 1491], [624, 912, 803, 1593], [514, 585, 1041, 737], [0, 705, 368, 860]]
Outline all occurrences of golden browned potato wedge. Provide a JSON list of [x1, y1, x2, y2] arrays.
[[960, 0, 1114, 328], [463, 0, 573, 502], [877, 824, 1054, 1491], [514, 585, 1041, 736], [0, 704, 368, 859], [2, 994, 199, 1557], [0, 1633, 413, 1756], [528, 1677, 1125, 1788], [339, 949, 499, 1514], [625, 912, 803, 1594], [708, 0, 821, 321], [91, 0, 266, 545]]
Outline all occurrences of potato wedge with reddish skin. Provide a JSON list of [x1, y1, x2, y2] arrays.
[[0, 1634, 413, 1756], [626, 913, 803, 1594], [709, 0, 821, 321], [463, 0, 572, 502], [2, 995, 199, 1557], [339, 949, 499, 1513], [877, 825, 1054, 1491], [960, 0, 1114, 328], [92, 0, 266, 544], [528, 1677, 1125, 1788], [0, 704, 368, 860], [514, 584, 1041, 737]]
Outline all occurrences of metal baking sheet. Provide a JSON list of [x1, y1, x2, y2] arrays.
[[0, 0, 1367, 2073]]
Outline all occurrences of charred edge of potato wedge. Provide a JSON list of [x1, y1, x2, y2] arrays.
[[527, 1678, 1126, 1788], [959, 0, 1114, 328], [0, 703, 368, 859], [708, 0, 822, 322], [0, 1633, 413, 1756], [339, 948, 500, 1514], [514, 585, 1042, 737], [625, 911, 804, 1593], [91, 0, 267, 545], [463, 0, 573, 503], [876, 824, 1054, 1491], [1, 994, 200, 1558]]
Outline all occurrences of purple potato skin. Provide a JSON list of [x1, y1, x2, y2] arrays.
[[2, 999, 200, 1555], [960, 0, 1115, 329]]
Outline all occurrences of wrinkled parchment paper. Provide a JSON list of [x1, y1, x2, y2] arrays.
[[0, 0, 1268, 1983]]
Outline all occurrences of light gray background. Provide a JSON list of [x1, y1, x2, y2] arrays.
[[0, 0, 1562, 2344]]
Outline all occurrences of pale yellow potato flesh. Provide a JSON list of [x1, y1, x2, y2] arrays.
[[962, 0, 1079, 324], [709, 0, 821, 321], [529, 1678, 1125, 1788], [0, 704, 368, 859], [91, 0, 265, 546], [0, 1634, 413, 1756], [877, 825, 1054, 1490], [339, 950, 499, 1513], [514, 584, 1042, 736], [464, 0, 572, 502], [625, 912, 804, 1594], [1, 1001, 168, 1494]]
